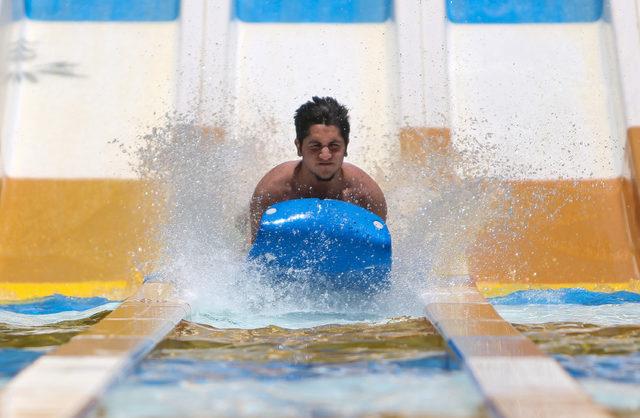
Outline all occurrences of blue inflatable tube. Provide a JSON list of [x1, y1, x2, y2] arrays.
[[248, 199, 392, 292]]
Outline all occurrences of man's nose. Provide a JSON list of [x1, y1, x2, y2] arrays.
[[319, 147, 331, 160]]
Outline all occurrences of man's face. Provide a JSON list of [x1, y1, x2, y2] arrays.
[[295, 124, 347, 182]]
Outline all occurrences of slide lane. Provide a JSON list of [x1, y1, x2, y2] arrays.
[[441, 0, 640, 295], [425, 4, 639, 412], [0, 0, 178, 301]]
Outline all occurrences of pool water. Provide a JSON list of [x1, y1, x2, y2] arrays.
[[90, 319, 488, 418], [1, 292, 639, 417], [90, 358, 485, 417]]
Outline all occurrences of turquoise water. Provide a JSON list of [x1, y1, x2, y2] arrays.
[[91, 357, 485, 418]]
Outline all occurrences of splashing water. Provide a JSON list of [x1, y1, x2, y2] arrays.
[[133, 114, 511, 328]]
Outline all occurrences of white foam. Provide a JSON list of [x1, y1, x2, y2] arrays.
[[0, 303, 119, 327], [495, 303, 640, 326]]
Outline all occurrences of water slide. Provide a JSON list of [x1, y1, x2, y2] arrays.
[[1, 0, 639, 301], [1, 1, 639, 417]]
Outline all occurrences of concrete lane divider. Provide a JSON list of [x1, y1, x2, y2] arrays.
[[423, 279, 612, 418], [0, 282, 189, 418]]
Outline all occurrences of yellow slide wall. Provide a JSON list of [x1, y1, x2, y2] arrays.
[[0, 179, 160, 301]]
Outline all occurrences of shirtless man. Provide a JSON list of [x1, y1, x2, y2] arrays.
[[250, 96, 387, 243]]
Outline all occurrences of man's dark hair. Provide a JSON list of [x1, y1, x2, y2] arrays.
[[294, 96, 350, 145]]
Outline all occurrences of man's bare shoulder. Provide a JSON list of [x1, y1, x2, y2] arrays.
[[341, 162, 382, 191], [253, 161, 298, 197]]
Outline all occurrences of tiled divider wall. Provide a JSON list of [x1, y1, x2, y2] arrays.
[[0, 283, 189, 418], [423, 281, 612, 418]]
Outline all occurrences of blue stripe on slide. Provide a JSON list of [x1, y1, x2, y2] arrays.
[[490, 289, 640, 306], [25, 0, 180, 21], [447, 0, 603, 24], [0, 294, 113, 314], [235, 0, 391, 23]]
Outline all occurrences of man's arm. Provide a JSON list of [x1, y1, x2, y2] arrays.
[[343, 165, 387, 221], [361, 181, 387, 221], [250, 187, 273, 244], [249, 164, 291, 243]]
